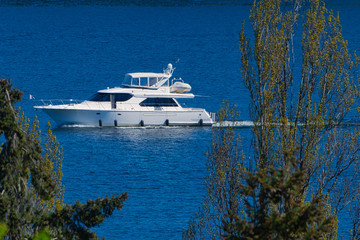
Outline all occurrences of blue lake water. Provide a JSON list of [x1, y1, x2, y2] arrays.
[[0, 1, 359, 239]]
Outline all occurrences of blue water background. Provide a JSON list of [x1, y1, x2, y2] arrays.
[[0, 1, 359, 239]]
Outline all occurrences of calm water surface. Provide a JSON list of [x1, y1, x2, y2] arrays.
[[0, 1, 359, 239]]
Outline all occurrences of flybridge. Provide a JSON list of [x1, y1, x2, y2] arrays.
[[122, 63, 174, 89]]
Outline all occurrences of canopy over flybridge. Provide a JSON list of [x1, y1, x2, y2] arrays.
[[126, 72, 169, 78], [122, 63, 174, 89]]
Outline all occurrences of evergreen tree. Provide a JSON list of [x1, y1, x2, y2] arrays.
[[0, 78, 128, 239], [223, 153, 334, 240]]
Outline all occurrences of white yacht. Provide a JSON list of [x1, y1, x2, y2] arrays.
[[34, 64, 215, 127]]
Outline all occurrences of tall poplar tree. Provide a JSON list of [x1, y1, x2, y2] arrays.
[[0, 79, 128, 239], [184, 0, 360, 239]]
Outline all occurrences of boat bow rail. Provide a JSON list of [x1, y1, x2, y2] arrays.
[[33, 99, 107, 110], [34, 99, 82, 106]]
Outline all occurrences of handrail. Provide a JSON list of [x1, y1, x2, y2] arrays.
[[34, 99, 83, 106], [33, 99, 109, 110]]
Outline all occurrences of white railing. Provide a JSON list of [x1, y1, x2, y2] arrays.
[[171, 78, 184, 85], [33, 99, 108, 110], [35, 99, 82, 106]]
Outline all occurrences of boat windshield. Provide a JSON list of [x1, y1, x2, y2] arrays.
[[88, 93, 110, 101], [114, 93, 133, 101], [122, 74, 163, 88], [123, 75, 132, 86]]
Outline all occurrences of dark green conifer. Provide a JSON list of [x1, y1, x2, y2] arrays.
[[0, 79, 128, 239]]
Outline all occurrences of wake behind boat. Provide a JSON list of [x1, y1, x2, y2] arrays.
[[34, 64, 215, 127]]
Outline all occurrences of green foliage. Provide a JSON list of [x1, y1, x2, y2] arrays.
[[0, 223, 8, 238], [42, 121, 65, 212], [0, 78, 128, 239], [45, 195, 128, 239], [0, 79, 55, 239], [33, 229, 51, 240], [185, 0, 360, 239], [223, 156, 335, 239], [183, 104, 336, 240], [239, 0, 360, 236]]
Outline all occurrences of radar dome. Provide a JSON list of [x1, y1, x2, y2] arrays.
[[165, 63, 174, 75]]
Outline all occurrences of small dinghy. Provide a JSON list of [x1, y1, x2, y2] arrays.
[[170, 79, 191, 93]]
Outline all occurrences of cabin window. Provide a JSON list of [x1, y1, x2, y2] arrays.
[[114, 93, 133, 102], [149, 77, 158, 86], [88, 93, 110, 101], [140, 77, 148, 87], [139, 98, 178, 107], [123, 75, 132, 85], [132, 78, 140, 86]]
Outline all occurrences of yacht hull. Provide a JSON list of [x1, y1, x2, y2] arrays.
[[37, 107, 213, 127]]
